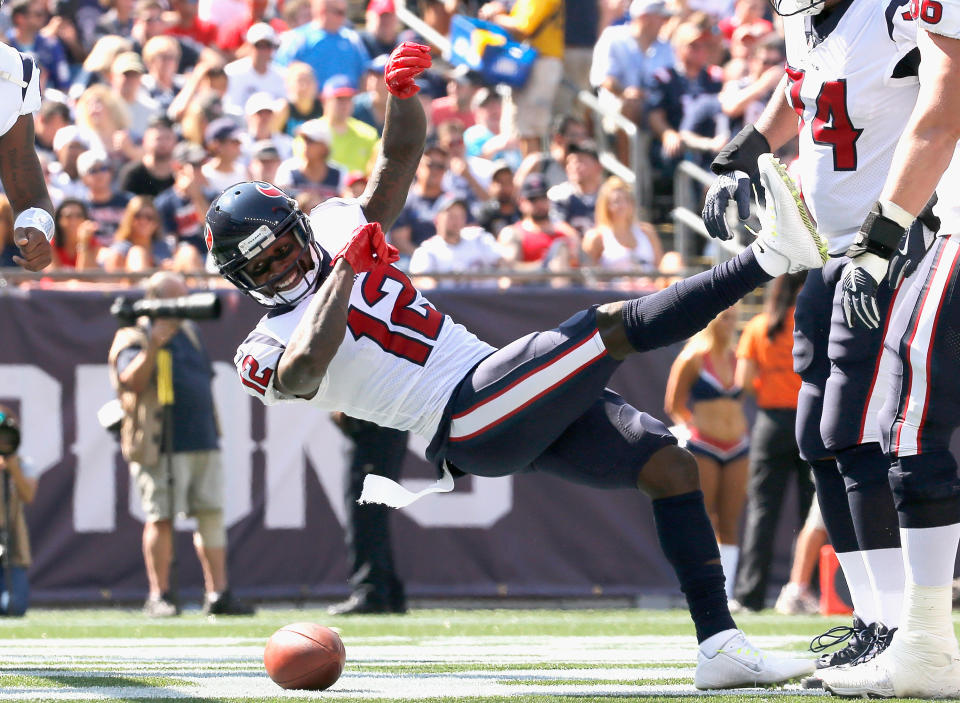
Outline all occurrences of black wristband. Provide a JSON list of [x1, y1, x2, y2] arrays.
[[846, 202, 906, 260], [711, 124, 771, 177]]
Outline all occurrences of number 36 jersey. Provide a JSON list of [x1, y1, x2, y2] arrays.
[[234, 198, 496, 439], [783, 0, 919, 255]]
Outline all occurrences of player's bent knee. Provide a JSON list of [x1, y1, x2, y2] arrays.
[[637, 445, 700, 499], [889, 452, 960, 528], [194, 511, 226, 549]]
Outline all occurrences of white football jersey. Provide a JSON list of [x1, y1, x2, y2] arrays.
[[918, 0, 960, 234], [235, 199, 496, 439], [0, 44, 40, 139], [783, 0, 919, 254]]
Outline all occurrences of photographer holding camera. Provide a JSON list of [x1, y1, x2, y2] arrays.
[[108, 271, 252, 617], [0, 405, 38, 617]]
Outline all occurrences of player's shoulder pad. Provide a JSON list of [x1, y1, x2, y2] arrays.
[[310, 197, 369, 253], [0, 45, 40, 116]]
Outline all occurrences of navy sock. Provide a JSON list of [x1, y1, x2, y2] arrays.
[[836, 443, 900, 550], [652, 490, 736, 643], [622, 247, 770, 352], [810, 458, 859, 553]]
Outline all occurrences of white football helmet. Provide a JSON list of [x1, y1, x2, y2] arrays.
[[769, 0, 826, 16]]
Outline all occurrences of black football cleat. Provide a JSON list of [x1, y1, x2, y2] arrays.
[[810, 614, 872, 668], [203, 589, 255, 616]]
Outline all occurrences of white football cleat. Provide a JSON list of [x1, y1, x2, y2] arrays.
[[750, 153, 828, 277], [819, 630, 960, 698], [694, 629, 816, 689]]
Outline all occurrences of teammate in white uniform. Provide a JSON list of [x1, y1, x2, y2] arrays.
[[703, 0, 929, 667], [0, 42, 54, 271], [208, 42, 829, 690], [812, 0, 960, 696]]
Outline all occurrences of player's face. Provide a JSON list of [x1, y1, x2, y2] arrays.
[[242, 230, 310, 293]]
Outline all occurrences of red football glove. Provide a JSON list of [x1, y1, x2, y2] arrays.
[[384, 42, 432, 99], [332, 222, 399, 273]]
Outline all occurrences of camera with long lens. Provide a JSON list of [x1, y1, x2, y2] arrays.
[[0, 413, 20, 457], [109, 292, 222, 326]]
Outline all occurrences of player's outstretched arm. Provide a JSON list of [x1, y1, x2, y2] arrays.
[[359, 42, 430, 232], [841, 28, 960, 329], [276, 223, 398, 397], [0, 114, 54, 271]]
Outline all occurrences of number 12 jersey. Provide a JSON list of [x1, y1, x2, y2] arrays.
[[234, 198, 496, 439]]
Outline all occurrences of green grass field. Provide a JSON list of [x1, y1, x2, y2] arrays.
[[0, 607, 952, 702]]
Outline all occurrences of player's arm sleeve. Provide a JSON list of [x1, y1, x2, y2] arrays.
[[919, 0, 960, 38], [885, 0, 922, 84], [310, 197, 368, 253], [235, 333, 308, 405]]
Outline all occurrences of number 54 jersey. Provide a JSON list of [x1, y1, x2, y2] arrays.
[[234, 198, 496, 439], [783, 0, 919, 255]]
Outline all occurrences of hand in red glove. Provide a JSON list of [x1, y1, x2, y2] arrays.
[[333, 222, 399, 273], [384, 42, 432, 99]]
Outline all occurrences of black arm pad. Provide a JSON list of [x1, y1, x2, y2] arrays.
[[846, 202, 907, 260], [917, 194, 940, 233], [710, 124, 771, 177]]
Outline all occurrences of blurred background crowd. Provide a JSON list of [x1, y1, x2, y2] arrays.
[[0, 0, 791, 289]]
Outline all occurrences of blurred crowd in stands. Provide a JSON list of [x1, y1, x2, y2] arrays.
[[0, 0, 791, 288]]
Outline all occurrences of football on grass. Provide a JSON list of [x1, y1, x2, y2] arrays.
[[263, 622, 346, 690]]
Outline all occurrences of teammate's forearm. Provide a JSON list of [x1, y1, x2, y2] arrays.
[[880, 30, 960, 217], [753, 77, 798, 153], [278, 261, 355, 395], [361, 95, 426, 231]]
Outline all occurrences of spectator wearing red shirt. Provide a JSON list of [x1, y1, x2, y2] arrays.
[[165, 0, 218, 48], [497, 173, 578, 268], [430, 68, 477, 129], [216, 0, 288, 53]]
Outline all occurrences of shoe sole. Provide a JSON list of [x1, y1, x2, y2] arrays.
[[822, 682, 895, 698], [758, 154, 829, 265]]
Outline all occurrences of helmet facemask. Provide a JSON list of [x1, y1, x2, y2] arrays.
[[769, 0, 826, 16], [221, 212, 324, 308]]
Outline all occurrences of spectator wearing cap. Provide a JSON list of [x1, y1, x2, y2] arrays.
[[388, 144, 449, 256], [430, 68, 477, 130], [360, 0, 400, 58], [6, 0, 71, 91], [475, 160, 520, 237], [95, 0, 136, 43], [436, 119, 490, 205], [548, 140, 605, 236], [118, 115, 177, 196], [723, 20, 775, 84], [165, 0, 219, 47], [141, 35, 185, 113], [409, 195, 502, 289], [79, 150, 133, 243], [319, 75, 379, 174], [352, 54, 389, 136], [102, 195, 173, 272], [223, 23, 286, 116], [242, 92, 293, 162], [155, 141, 218, 262], [201, 118, 248, 194], [497, 172, 578, 270], [463, 88, 520, 166], [248, 140, 282, 184], [274, 118, 344, 202], [590, 0, 674, 130], [646, 21, 724, 184], [33, 99, 71, 161], [341, 171, 368, 199], [110, 51, 161, 140], [275, 0, 370, 92], [216, 0, 289, 52], [281, 61, 323, 137], [718, 0, 772, 42], [478, 0, 564, 157], [75, 84, 141, 168], [49, 126, 91, 203], [70, 35, 134, 101]]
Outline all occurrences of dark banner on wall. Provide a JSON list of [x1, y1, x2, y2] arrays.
[[0, 287, 804, 604]]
